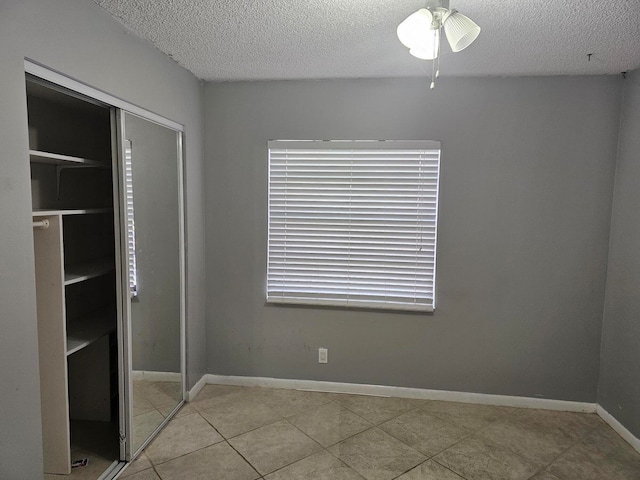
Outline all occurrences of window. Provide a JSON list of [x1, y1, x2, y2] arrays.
[[267, 140, 441, 312]]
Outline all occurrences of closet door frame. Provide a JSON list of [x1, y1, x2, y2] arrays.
[[25, 59, 187, 465], [116, 110, 187, 460], [25, 59, 184, 131]]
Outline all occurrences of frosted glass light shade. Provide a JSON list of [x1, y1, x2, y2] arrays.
[[409, 29, 440, 60], [397, 8, 433, 49], [443, 11, 481, 52]]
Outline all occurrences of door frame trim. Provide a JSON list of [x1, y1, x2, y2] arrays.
[[24, 59, 184, 132]]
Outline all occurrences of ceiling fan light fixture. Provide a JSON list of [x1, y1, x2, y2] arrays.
[[408, 29, 441, 60], [397, 2, 480, 88], [397, 8, 434, 50], [443, 11, 481, 52]]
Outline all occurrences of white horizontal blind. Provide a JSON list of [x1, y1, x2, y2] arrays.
[[267, 140, 441, 312]]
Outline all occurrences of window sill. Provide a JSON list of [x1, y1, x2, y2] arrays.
[[265, 296, 435, 315]]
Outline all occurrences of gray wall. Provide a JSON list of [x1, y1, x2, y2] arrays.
[[204, 76, 621, 403], [599, 70, 640, 438], [0, 1, 206, 478]]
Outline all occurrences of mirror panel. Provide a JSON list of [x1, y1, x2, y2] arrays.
[[121, 112, 184, 454]]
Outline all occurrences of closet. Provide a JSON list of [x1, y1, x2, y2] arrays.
[[27, 64, 185, 480]]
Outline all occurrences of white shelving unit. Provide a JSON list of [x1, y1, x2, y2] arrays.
[[32, 209, 118, 474], [64, 258, 114, 286], [29, 78, 119, 476], [30, 149, 109, 167], [34, 208, 112, 216], [66, 309, 116, 356], [32, 214, 70, 474]]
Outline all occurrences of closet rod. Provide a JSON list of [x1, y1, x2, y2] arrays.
[[33, 219, 50, 230]]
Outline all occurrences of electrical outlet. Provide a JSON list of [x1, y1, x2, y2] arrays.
[[318, 347, 328, 364]]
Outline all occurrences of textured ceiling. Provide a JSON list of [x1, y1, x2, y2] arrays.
[[94, 0, 640, 81]]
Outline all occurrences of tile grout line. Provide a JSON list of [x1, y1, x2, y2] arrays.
[[195, 389, 337, 478], [266, 405, 371, 479], [524, 421, 608, 479], [205, 414, 284, 442], [377, 400, 517, 471], [388, 458, 470, 480], [429, 411, 613, 480], [271, 415, 335, 474], [145, 412, 226, 469], [198, 390, 333, 441], [428, 411, 534, 480], [332, 395, 422, 426], [151, 462, 163, 480], [282, 395, 468, 479], [306, 420, 427, 479], [146, 411, 262, 480], [222, 438, 263, 479]]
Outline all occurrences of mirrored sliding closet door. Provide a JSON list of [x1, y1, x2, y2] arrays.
[[118, 111, 186, 456]]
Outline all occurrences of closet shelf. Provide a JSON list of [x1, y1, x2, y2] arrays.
[[33, 208, 112, 217], [66, 310, 116, 356], [30, 150, 109, 168], [65, 259, 114, 286]]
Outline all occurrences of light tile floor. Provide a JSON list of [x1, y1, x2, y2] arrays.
[[120, 385, 640, 480]]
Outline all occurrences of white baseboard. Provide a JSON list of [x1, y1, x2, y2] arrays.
[[131, 370, 181, 383], [597, 405, 640, 453], [187, 374, 208, 402], [204, 374, 596, 413]]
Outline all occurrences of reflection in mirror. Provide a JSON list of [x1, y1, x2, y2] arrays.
[[123, 113, 183, 453], [124, 141, 138, 299]]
